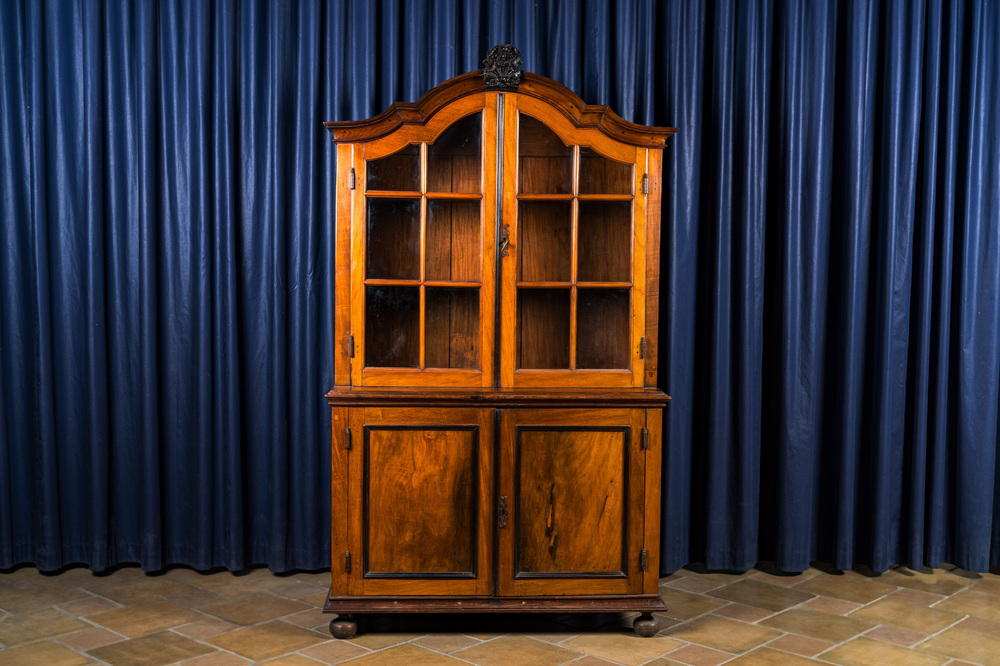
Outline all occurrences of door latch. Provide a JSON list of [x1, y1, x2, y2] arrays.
[[499, 223, 511, 257]]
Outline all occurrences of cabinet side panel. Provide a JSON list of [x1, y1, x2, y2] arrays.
[[643, 408, 663, 593], [644, 149, 663, 387], [335, 147, 354, 386], [331, 407, 350, 595]]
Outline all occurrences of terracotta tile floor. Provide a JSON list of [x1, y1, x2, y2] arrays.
[[2, 563, 999, 664]]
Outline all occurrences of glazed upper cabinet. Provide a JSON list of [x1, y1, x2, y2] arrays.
[[328, 80, 666, 391]]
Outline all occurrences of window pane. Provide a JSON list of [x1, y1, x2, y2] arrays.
[[518, 115, 572, 194], [517, 289, 570, 369], [366, 198, 420, 280], [367, 144, 420, 191], [427, 114, 482, 193], [365, 286, 420, 368], [425, 287, 480, 369]]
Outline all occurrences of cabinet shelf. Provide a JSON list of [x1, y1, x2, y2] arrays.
[[425, 192, 483, 201], [365, 190, 423, 198]]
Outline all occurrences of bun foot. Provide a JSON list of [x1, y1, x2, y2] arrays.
[[330, 615, 357, 639], [633, 612, 659, 637]]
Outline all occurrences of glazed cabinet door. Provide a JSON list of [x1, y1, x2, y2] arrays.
[[334, 407, 494, 596], [350, 95, 498, 388], [497, 408, 648, 596], [499, 94, 648, 389]]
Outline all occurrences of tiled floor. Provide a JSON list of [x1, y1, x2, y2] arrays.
[[2, 563, 999, 665]]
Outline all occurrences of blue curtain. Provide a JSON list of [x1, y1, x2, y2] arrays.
[[2, 0, 998, 574]]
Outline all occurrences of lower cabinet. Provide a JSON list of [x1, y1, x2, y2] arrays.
[[326, 392, 667, 637]]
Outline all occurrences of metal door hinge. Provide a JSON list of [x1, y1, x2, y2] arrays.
[[641, 427, 649, 450], [345, 550, 352, 573], [640, 548, 648, 572], [348, 168, 356, 190], [642, 174, 649, 195], [347, 335, 355, 358], [640, 337, 647, 359], [498, 496, 508, 528], [345, 427, 352, 450]]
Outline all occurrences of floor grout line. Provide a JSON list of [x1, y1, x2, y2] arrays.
[[3, 566, 999, 665]]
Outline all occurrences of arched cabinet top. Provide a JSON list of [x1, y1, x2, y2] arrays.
[[324, 70, 678, 149]]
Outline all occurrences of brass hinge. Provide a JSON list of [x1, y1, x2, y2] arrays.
[[345, 550, 352, 573], [348, 168, 356, 190], [345, 427, 352, 450], [347, 334, 355, 358], [640, 548, 648, 572], [642, 174, 649, 195], [641, 427, 649, 450], [498, 496, 508, 529], [640, 337, 647, 359]]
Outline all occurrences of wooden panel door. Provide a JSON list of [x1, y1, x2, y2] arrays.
[[344, 407, 494, 596], [351, 94, 498, 389], [497, 408, 647, 596], [499, 94, 647, 389]]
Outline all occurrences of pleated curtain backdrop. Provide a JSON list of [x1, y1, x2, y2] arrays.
[[1, 0, 998, 574]]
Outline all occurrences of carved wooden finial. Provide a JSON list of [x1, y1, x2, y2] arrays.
[[482, 44, 522, 90]]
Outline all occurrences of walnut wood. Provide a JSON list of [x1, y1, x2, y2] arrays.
[[579, 147, 634, 195], [644, 149, 663, 387], [330, 408, 349, 596], [425, 287, 480, 369], [515, 429, 626, 574], [633, 613, 659, 637], [425, 201, 481, 282], [326, 387, 670, 408], [324, 71, 677, 148], [426, 112, 482, 193], [643, 409, 663, 594], [498, 409, 646, 597], [334, 147, 354, 387], [344, 408, 494, 597], [577, 202, 631, 283], [517, 289, 570, 369], [329, 616, 357, 639], [365, 427, 476, 574], [631, 151, 648, 388], [517, 202, 572, 282], [577, 289, 630, 369], [324, 594, 667, 613], [326, 53, 672, 632]]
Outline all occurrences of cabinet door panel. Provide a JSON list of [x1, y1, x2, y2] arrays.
[[516, 428, 626, 574], [366, 427, 476, 575], [352, 94, 497, 388], [498, 408, 646, 596], [347, 408, 493, 596], [499, 94, 645, 389]]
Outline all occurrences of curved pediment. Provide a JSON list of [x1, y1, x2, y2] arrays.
[[325, 53, 677, 148]]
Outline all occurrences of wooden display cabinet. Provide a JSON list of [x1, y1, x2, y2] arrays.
[[323, 45, 676, 638]]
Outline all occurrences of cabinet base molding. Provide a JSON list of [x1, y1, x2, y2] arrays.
[[323, 593, 667, 614]]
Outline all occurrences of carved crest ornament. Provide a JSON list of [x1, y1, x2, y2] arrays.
[[482, 44, 523, 90]]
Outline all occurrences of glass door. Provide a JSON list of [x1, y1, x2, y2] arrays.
[[500, 95, 646, 388], [353, 97, 497, 387]]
